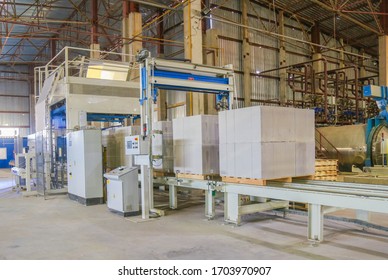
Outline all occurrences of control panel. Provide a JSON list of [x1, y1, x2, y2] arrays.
[[125, 135, 148, 155]]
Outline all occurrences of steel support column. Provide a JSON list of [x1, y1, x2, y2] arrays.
[[308, 204, 324, 241], [205, 28, 219, 115], [278, 10, 287, 105], [90, 0, 100, 59], [205, 189, 215, 219], [224, 192, 241, 224], [156, 9, 167, 121], [242, 0, 251, 107], [169, 185, 178, 209], [184, 0, 205, 115], [128, 5, 142, 79], [312, 22, 323, 73], [339, 38, 345, 68], [122, 0, 130, 62], [379, 1, 388, 85]]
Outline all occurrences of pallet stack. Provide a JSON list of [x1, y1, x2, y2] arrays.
[[219, 106, 315, 184], [173, 115, 219, 178], [314, 159, 338, 181]]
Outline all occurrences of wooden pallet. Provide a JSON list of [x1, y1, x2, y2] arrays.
[[221, 176, 299, 186], [177, 173, 221, 180], [315, 165, 338, 171], [293, 175, 315, 180], [153, 171, 175, 177], [221, 176, 267, 185], [313, 176, 337, 181], [315, 170, 338, 176], [315, 159, 338, 167]]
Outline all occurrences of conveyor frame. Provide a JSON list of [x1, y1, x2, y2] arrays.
[[155, 176, 388, 242]]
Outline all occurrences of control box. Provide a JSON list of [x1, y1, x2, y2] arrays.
[[125, 135, 148, 155], [104, 166, 139, 216]]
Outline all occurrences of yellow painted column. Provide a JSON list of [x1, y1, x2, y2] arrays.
[[184, 0, 204, 115]]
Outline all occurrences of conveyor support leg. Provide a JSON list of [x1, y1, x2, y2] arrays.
[[205, 189, 215, 219], [169, 185, 178, 209], [308, 204, 324, 241], [224, 192, 241, 225]]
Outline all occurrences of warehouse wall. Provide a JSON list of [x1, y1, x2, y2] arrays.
[[136, 0, 379, 120], [162, 10, 186, 120], [208, 0, 378, 108], [0, 65, 31, 137]]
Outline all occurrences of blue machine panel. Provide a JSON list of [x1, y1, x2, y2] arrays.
[[0, 138, 14, 168], [152, 69, 229, 85], [363, 85, 388, 99]]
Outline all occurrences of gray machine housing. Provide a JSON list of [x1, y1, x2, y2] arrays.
[[104, 166, 139, 216], [67, 129, 104, 205]]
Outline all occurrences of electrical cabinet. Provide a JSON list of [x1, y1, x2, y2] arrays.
[[104, 166, 139, 216], [67, 129, 103, 205]]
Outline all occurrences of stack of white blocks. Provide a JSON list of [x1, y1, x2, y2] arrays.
[[219, 106, 315, 179], [152, 121, 174, 172], [173, 115, 219, 175]]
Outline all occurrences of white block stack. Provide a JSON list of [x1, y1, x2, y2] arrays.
[[152, 121, 174, 172], [219, 106, 315, 179], [173, 115, 219, 175]]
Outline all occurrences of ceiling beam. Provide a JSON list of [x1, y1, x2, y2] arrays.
[[307, 0, 381, 35]]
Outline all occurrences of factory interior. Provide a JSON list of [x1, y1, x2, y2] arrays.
[[2, 0, 388, 261]]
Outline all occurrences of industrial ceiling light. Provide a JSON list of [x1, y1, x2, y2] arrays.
[[201, 7, 211, 16]]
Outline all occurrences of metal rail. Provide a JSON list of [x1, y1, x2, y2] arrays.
[[154, 176, 388, 242]]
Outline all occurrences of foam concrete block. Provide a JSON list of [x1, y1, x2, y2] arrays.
[[173, 145, 185, 173], [235, 107, 252, 143], [295, 109, 315, 142], [251, 143, 264, 179], [226, 109, 235, 144], [184, 115, 202, 145], [173, 115, 219, 174], [295, 142, 315, 176], [235, 143, 252, 178], [219, 143, 227, 176], [219, 111, 227, 144], [226, 143, 235, 176], [258, 106, 274, 142], [172, 118, 184, 141]]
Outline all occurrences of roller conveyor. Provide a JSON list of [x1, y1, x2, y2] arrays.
[[154, 176, 388, 242]]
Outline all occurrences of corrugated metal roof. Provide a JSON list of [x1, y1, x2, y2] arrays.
[[0, 0, 383, 63], [257, 0, 382, 56]]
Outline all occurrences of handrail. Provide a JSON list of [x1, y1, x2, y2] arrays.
[[315, 128, 342, 160]]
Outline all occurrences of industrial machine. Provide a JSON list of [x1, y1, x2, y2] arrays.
[[316, 85, 388, 171], [363, 85, 388, 167], [136, 50, 236, 219], [34, 47, 140, 195], [67, 129, 103, 205], [104, 166, 139, 216], [11, 152, 34, 192]]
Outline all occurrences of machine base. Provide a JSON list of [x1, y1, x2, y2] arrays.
[[108, 208, 140, 217], [68, 193, 104, 206]]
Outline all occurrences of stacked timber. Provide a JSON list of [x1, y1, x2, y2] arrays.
[[314, 159, 338, 181]]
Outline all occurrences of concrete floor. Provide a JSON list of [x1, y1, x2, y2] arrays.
[[1, 169, 388, 260]]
